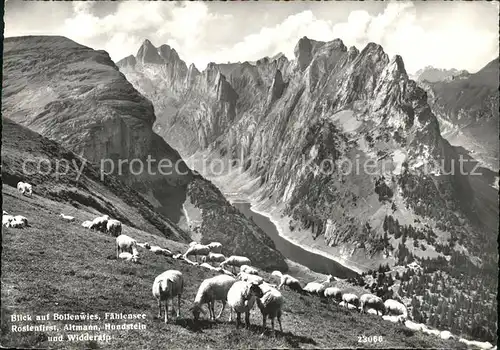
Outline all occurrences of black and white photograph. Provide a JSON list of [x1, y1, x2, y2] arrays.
[[1, 1, 498, 349]]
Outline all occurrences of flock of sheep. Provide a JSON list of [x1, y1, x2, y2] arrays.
[[3, 181, 496, 348]]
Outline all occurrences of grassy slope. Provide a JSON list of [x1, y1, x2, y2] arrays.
[[1, 118, 189, 242], [1, 187, 465, 349]]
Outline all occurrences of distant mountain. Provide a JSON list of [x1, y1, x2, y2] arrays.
[[117, 37, 498, 277], [1, 36, 287, 271], [412, 66, 470, 83], [420, 58, 499, 171]]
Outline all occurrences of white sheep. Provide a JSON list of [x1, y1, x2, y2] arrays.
[[382, 315, 403, 323], [459, 338, 493, 350], [384, 299, 407, 321], [150, 246, 173, 256], [339, 301, 358, 310], [359, 293, 385, 314], [405, 320, 427, 331], [271, 271, 303, 293], [118, 252, 139, 263], [303, 275, 334, 296], [256, 283, 284, 336], [116, 234, 139, 259], [240, 265, 259, 275], [17, 181, 33, 197], [89, 215, 109, 232], [324, 287, 342, 302], [237, 272, 264, 285], [440, 330, 454, 340], [366, 308, 381, 315], [190, 274, 236, 322], [342, 293, 360, 309], [3, 214, 15, 227], [200, 262, 219, 271], [81, 220, 93, 228], [207, 241, 223, 253], [106, 219, 122, 237], [201, 252, 226, 263], [220, 256, 252, 273], [137, 242, 151, 250], [183, 243, 210, 262], [227, 281, 264, 329], [152, 270, 184, 323], [60, 213, 75, 222]]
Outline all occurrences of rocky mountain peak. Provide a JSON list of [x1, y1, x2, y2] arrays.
[[158, 44, 181, 63], [136, 38, 162, 64], [119, 55, 137, 68], [294, 36, 314, 71]]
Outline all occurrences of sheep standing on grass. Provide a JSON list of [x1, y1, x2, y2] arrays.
[[220, 256, 251, 274], [324, 287, 342, 303], [201, 252, 226, 264], [116, 234, 139, 259], [227, 281, 264, 329], [90, 215, 109, 232], [106, 219, 122, 237], [256, 283, 284, 336], [191, 274, 237, 322], [17, 181, 33, 197], [341, 293, 360, 309], [60, 213, 75, 222], [271, 271, 303, 294], [359, 293, 385, 314], [383, 299, 407, 322], [4, 215, 29, 228], [152, 270, 184, 323], [183, 244, 210, 262]]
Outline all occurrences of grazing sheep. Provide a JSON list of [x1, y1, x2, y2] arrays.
[[152, 270, 184, 323], [240, 265, 259, 275], [384, 299, 407, 321], [227, 281, 264, 329], [201, 252, 226, 263], [339, 301, 358, 310], [200, 262, 218, 271], [207, 242, 223, 253], [90, 215, 109, 232], [440, 330, 454, 340], [190, 274, 236, 321], [150, 246, 173, 256], [81, 220, 93, 228], [106, 219, 122, 237], [359, 294, 385, 314], [405, 320, 427, 331], [116, 234, 139, 259], [256, 283, 284, 336], [137, 242, 151, 250], [303, 275, 334, 296], [237, 272, 264, 285], [183, 244, 210, 262], [60, 213, 75, 222], [324, 287, 342, 302], [342, 293, 360, 308], [118, 252, 139, 263], [220, 256, 252, 273], [17, 181, 33, 197], [271, 271, 303, 293], [3, 214, 15, 227]]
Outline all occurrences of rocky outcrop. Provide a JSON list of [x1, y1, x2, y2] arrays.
[[117, 37, 497, 272], [1, 36, 287, 271], [412, 66, 470, 83]]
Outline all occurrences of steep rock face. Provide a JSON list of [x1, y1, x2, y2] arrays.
[[117, 37, 497, 273], [1, 36, 286, 271], [419, 58, 499, 171]]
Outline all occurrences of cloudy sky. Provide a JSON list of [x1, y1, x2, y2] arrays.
[[4, 1, 499, 74]]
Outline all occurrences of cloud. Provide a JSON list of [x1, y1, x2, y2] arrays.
[[4, 1, 498, 73]]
